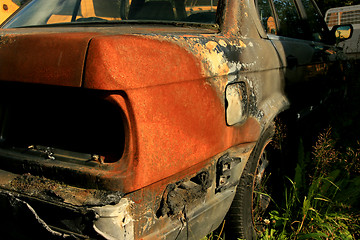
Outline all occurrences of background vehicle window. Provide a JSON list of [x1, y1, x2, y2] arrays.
[[93, 0, 122, 18], [256, 0, 277, 34], [273, 0, 304, 38], [51, 0, 81, 15], [185, 0, 218, 23], [301, 0, 327, 42], [4, 0, 218, 28], [129, 0, 218, 22]]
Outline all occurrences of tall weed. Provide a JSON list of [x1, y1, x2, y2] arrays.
[[260, 128, 360, 239]]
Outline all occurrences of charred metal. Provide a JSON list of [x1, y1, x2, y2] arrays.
[[0, 173, 132, 239], [216, 154, 242, 192], [156, 170, 211, 218]]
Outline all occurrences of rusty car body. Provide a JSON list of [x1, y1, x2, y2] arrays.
[[0, 0, 352, 239]]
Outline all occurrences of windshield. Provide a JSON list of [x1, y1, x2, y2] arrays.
[[3, 0, 218, 28]]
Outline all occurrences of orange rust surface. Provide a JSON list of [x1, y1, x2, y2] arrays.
[[83, 35, 261, 192], [97, 89, 260, 192], [83, 35, 205, 90], [0, 32, 95, 87]]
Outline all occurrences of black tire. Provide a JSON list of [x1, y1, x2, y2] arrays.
[[224, 125, 275, 240]]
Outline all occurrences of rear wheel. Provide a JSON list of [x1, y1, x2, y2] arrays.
[[225, 126, 275, 239]]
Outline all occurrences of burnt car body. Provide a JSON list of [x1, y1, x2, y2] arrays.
[[0, 0, 352, 239]]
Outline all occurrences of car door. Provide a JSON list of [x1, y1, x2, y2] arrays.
[[257, 0, 341, 117]]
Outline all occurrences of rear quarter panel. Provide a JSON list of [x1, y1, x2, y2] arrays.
[[84, 32, 288, 192]]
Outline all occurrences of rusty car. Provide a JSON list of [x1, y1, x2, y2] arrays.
[[0, 0, 353, 239]]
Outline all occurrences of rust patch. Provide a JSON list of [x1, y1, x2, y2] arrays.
[[84, 34, 204, 90], [0, 33, 15, 47], [4, 174, 123, 206], [156, 171, 211, 217]]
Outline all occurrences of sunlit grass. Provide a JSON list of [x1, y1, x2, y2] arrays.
[[259, 129, 360, 239], [203, 129, 360, 240]]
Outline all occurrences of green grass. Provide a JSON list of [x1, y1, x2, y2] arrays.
[[204, 128, 360, 240], [259, 129, 360, 240]]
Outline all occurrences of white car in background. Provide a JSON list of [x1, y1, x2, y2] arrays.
[[325, 5, 360, 60]]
